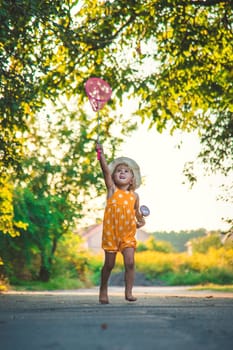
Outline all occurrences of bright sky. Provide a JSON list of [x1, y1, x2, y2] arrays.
[[83, 95, 232, 233], [118, 124, 232, 233]]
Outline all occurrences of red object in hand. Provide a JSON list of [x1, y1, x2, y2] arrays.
[[85, 77, 112, 160], [85, 77, 112, 112]]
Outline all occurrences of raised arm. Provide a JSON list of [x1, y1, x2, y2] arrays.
[[96, 143, 115, 196]]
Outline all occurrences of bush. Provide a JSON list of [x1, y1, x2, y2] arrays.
[[146, 236, 174, 253], [134, 248, 233, 285], [53, 232, 103, 286], [137, 236, 174, 253], [159, 268, 233, 286], [135, 251, 176, 280], [136, 242, 148, 252], [0, 274, 9, 291], [191, 233, 222, 253]]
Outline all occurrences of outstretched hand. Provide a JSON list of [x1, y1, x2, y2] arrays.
[[95, 142, 103, 160], [95, 142, 103, 152]]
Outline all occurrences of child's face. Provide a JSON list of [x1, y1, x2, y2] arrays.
[[113, 164, 134, 187]]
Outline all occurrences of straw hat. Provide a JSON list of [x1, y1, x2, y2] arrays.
[[109, 157, 142, 189]]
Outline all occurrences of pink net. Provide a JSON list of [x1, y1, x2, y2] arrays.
[[85, 77, 112, 111]]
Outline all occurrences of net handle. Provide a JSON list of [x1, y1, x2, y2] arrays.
[[85, 77, 112, 159]]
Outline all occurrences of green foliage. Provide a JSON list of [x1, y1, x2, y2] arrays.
[[199, 111, 233, 176], [152, 229, 206, 252], [6, 244, 233, 289], [137, 236, 173, 253], [1, 0, 233, 176], [0, 273, 9, 292], [191, 284, 233, 292], [184, 111, 233, 188], [146, 236, 174, 253], [0, 0, 77, 174], [0, 100, 134, 283], [53, 232, 88, 280], [136, 242, 148, 252], [10, 278, 85, 291], [0, 184, 74, 282], [0, 176, 27, 237], [136, 247, 233, 286], [160, 268, 233, 286], [52, 232, 103, 286], [1, 0, 233, 284], [0, 228, 104, 288], [190, 232, 223, 253]]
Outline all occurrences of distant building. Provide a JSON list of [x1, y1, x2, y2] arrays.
[[79, 223, 150, 253], [79, 224, 103, 253], [185, 241, 193, 256]]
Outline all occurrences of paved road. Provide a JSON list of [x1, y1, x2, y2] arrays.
[[1, 287, 233, 350]]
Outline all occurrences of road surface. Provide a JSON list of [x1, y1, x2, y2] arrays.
[[1, 286, 233, 350]]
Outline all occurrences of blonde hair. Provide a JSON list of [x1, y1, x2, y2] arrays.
[[112, 163, 136, 191]]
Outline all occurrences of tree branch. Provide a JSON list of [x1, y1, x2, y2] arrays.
[[189, 0, 231, 6]]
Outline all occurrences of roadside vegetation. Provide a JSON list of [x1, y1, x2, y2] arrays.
[[1, 1, 232, 294], [1, 231, 232, 292]]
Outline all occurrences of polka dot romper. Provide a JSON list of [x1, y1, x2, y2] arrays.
[[102, 188, 137, 252]]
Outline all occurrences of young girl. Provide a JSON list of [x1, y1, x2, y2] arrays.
[[96, 143, 146, 304]]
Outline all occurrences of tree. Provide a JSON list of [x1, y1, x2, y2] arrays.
[[14, 187, 71, 281], [2, 101, 136, 282], [0, 176, 28, 281], [0, 183, 76, 282], [1, 0, 232, 174], [0, 0, 66, 173], [1, 0, 232, 268], [199, 111, 233, 176]]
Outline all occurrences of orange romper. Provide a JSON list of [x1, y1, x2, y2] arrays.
[[102, 188, 137, 252]]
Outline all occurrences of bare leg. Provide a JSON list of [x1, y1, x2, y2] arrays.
[[122, 247, 137, 302], [99, 251, 116, 304]]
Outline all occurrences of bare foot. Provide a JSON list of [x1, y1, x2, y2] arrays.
[[125, 295, 137, 302], [99, 288, 109, 304], [99, 298, 109, 304]]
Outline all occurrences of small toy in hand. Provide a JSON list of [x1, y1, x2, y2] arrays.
[[140, 205, 150, 217]]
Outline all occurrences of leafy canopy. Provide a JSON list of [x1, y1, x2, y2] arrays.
[[1, 0, 232, 172], [1, 0, 232, 236]]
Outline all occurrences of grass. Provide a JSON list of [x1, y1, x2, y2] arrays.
[[189, 284, 233, 292], [7, 281, 233, 293], [8, 277, 87, 292]]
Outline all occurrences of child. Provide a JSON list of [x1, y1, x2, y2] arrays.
[[96, 143, 146, 304]]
